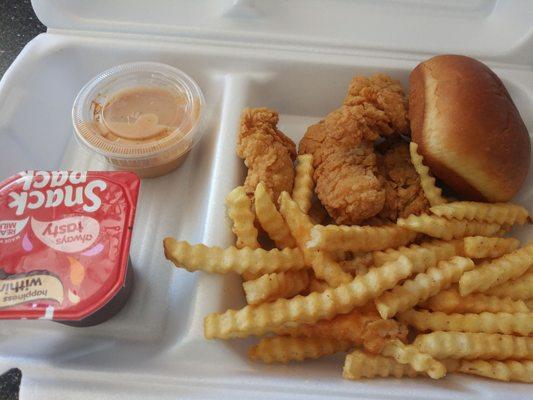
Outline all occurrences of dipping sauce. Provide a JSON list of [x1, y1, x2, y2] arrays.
[[73, 62, 206, 178], [97, 86, 186, 142], [0, 171, 140, 326]]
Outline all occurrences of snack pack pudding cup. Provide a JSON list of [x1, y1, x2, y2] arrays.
[[72, 62, 206, 178], [61, 260, 134, 327], [0, 171, 141, 327]]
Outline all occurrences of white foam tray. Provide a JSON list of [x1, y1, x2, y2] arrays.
[[0, 1, 532, 398]]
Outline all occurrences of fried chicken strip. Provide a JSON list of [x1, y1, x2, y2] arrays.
[[237, 108, 296, 202], [302, 122, 385, 225], [376, 140, 429, 222], [299, 74, 409, 224]]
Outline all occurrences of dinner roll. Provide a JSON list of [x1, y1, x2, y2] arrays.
[[409, 55, 530, 202]]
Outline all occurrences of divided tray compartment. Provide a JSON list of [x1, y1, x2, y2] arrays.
[[0, 31, 531, 399]]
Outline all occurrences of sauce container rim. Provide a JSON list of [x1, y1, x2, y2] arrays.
[[71, 62, 206, 161]]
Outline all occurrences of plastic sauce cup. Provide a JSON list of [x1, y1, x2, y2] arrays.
[[72, 62, 206, 178]]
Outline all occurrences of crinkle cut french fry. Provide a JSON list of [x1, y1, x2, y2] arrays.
[[292, 154, 314, 214], [430, 201, 529, 225], [274, 308, 408, 346], [409, 142, 446, 206], [248, 336, 352, 364], [254, 183, 296, 249], [398, 310, 533, 336], [459, 242, 533, 296], [226, 186, 259, 249], [331, 250, 351, 262], [457, 359, 533, 383], [204, 255, 413, 339], [163, 239, 306, 275], [485, 272, 533, 301], [340, 254, 373, 276], [307, 277, 330, 293], [343, 351, 418, 379], [278, 191, 314, 244], [241, 271, 263, 281], [381, 339, 446, 379], [306, 224, 417, 252], [419, 288, 529, 314], [310, 251, 353, 288], [414, 332, 533, 360], [372, 239, 463, 274], [243, 270, 309, 305], [397, 214, 501, 240], [494, 224, 513, 237], [279, 192, 352, 287], [374, 256, 475, 319], [463, 236, 520, 259]]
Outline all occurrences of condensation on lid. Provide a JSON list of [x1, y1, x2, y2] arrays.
[[72, 62, 206, 177], [101, 86, 187, 141]]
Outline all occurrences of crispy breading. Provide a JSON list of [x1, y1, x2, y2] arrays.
[[299, 120, 328, 167], [343, 74, 409, 134], [317, 136, 385, 225], [299, 75, 409, 224], [376, 140, 429, 221], [237, 108, 296, 202]]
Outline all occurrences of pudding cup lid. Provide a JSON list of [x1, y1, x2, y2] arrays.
[[0, 170, 140, 322]]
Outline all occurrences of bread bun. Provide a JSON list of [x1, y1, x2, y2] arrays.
[[409, 54, 530, 202]]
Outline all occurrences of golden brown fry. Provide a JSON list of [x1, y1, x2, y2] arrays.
[[254, 183, 296, 249], [292, 154, 315, 214], [307, 277, 330, 293], [397, 214, 501, 240], [163, 239, 306, 275], [249, 336, 352, 364], [330, 250, 351, 262], [374, 256, 475, 319], [204, 255, 413, 339], [306, 224, 417, 253], [372, 239, 464, 274], [414, 332, 533, 360], [463, 236, 520, 259], [494, 224, 514, 237], [340, 254, 373, 276], [485, 272, 533, 301], [430, 201, 529, 226], [381, 339, 446, 379], [420, 288, 529, 314], [409, 142, 446, 206], [459, 242, 533, 296], [243, 270, 310, 305], [279, 192, 353, 287], [274, 307, 408, 349], [226, 186, 259, 249], [343, 351, 418, 379], [398, 310, 533, 336], [457, 359, 533, 383], [310, 251, 353, 288], [241, 271, 263, 281]]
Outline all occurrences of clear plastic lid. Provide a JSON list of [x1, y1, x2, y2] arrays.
[[72, 62, 206, 176]]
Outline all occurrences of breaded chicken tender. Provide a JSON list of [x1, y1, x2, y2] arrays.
[[237, 108, 296, 202], [299, 75, 409, 224], [376, 140, 429, 222], [301, 121, 385, 225]]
